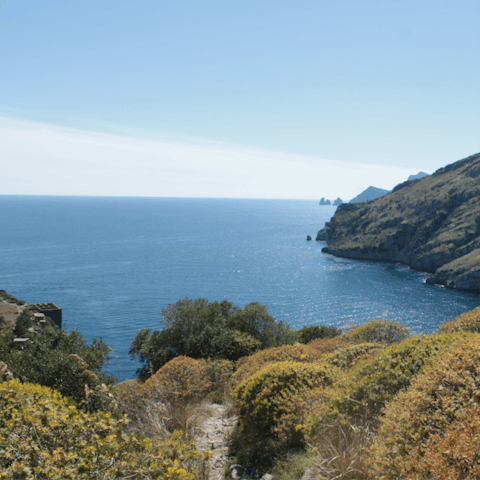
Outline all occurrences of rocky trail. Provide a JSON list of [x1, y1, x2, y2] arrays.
[[195, 402, 237, 480]]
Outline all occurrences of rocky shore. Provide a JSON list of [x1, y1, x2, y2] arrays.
[[316, 153, 480, 292]]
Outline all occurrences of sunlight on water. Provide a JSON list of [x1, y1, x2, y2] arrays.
[[1, 196, 479, 381]]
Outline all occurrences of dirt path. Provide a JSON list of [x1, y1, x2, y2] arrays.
[[195, 403, 237, 480]]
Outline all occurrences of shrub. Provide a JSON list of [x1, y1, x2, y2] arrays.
[[371, 334, 480, 479], [297, 325, 342, 343], [198, 358, 234, 403], [307, 337, 349, 354], [142, 356, 211, 405], [116, 358, 214, 439], [0, 379, 207, 479], [403, 407, 480, 480], [232, 361, 335, 467], [315, 332, 467, 423], [343, 319, 411, 345], [440, 305, 480, 333], [323, 342, 381, 370], [114, 378, 173, 439], [114, 378, 141, 402], [230, 344, 324, 389]]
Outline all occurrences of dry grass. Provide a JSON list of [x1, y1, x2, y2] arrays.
[[312, 421, 374, 480], [114, 379, 212, 440]]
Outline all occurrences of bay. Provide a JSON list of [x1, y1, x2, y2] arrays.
[[1, 195, 479, 381]]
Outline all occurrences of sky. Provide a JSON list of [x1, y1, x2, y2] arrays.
[[0, 0, 479, 199]]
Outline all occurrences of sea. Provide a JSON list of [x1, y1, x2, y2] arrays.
[[1, 195, 479, 381]]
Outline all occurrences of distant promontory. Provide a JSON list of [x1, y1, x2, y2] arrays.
[[349, 186, 390, 203], [316, 153, 480, 292]]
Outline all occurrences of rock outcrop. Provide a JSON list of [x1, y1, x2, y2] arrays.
[[349, 186, 390, 203], [333, 197, 343, 206], [316, 153, 480, 292]]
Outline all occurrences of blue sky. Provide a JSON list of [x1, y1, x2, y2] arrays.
[[0, 0, 479, 199]]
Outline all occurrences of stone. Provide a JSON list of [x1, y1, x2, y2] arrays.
[[260, 474, 276, 480]]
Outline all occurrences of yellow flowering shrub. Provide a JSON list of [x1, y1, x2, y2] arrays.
[[315, 332, 467, 423], [370, 334, 480, 479], [322, 342, 381, 370], [142, 356, 211, 404], [0, 379, 207, 480], [230, 344, 324, 389], [307, 337, 349, 354], [440, 305, 480, 333], [343, 319, 410, 345], [232, 361, 335, 466]]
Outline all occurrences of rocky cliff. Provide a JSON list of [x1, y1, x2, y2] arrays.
[[316, 153, 480, 292]]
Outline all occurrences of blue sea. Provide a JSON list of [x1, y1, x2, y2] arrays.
[[1, 196, 479, 381]]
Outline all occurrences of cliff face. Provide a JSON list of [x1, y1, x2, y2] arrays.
[[317, 153, 480, 292]]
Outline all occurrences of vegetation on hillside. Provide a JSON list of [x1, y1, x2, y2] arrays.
[[0, 380, 207, 479], [0, 328, 115, 410], [2, 293, 480, 479], [129, 298, 297, 380], [318, 152, 480, 291]]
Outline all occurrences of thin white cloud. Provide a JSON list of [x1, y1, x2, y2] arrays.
[[0, 117, 419, 199]]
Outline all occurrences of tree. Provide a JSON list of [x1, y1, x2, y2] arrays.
[[0, 327, 115, 410], [130, 298, 297, 380], [297, 324, 342, 343], [12, 311, 33, 337]]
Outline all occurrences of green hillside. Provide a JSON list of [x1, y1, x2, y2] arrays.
[[317, 153, 480, 291]]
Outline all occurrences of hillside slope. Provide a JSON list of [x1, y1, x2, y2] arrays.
[[316, 153, 480, 291]]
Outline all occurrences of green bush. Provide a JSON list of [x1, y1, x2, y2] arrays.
[[0, 379, 207, 480], [231, 344, 325, 389], [232, 361, 335, 467], [371, 334, 480, 480], [130, 298, 296, 380], [343, 319, 411, 345], [297, 325, 342, 343]]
